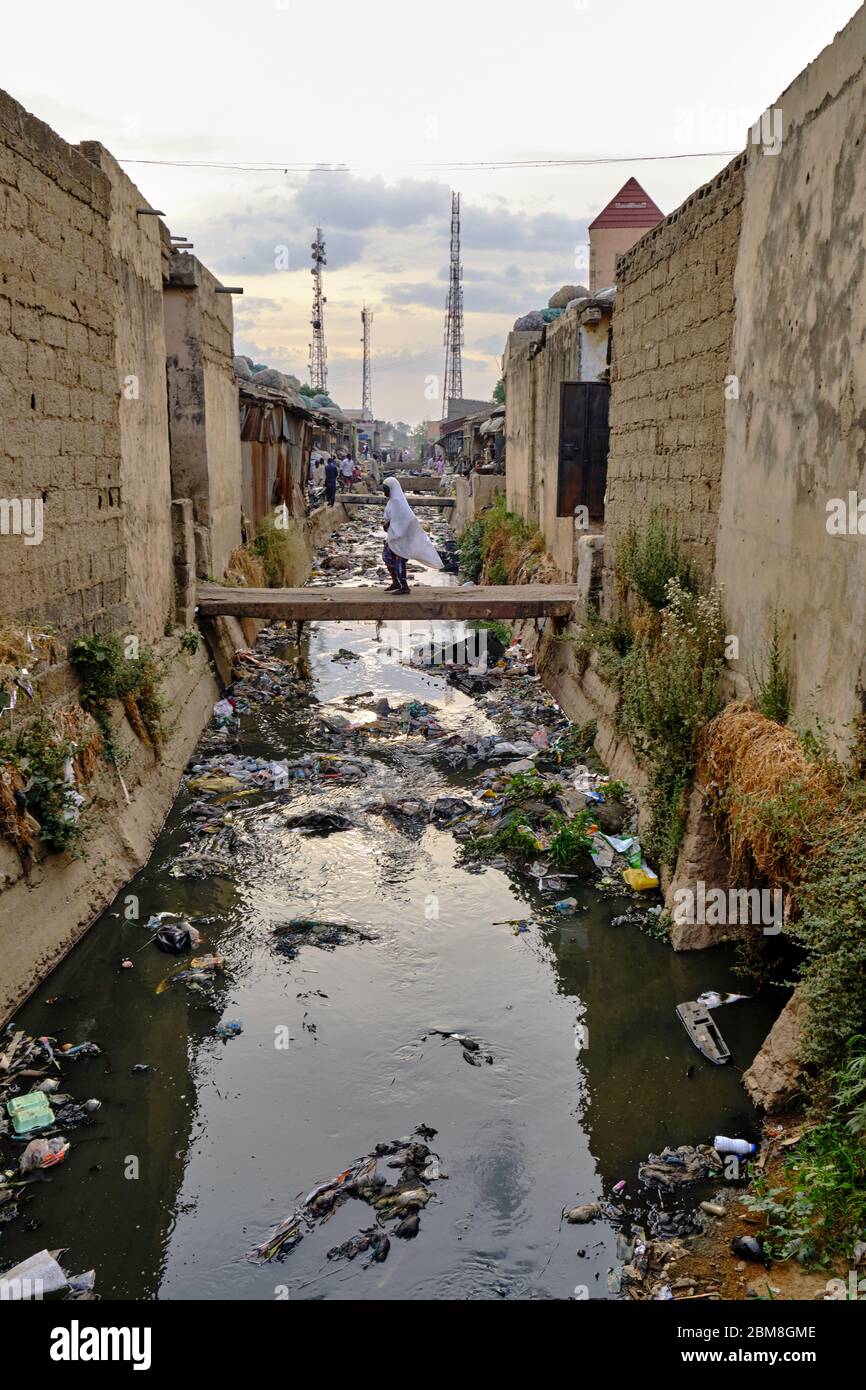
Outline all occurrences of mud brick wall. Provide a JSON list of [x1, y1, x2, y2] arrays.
[[0, 89, 127, 636], [604, 155, 746, 577], [78, 143, 175, 645]]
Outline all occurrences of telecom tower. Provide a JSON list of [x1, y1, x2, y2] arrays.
[[442, 191, 464, 419], [308, 227, 328, 393], [361, 305, 373, 418]]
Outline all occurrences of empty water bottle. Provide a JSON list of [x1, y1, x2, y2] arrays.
[[714, 1135, 757, 1156]]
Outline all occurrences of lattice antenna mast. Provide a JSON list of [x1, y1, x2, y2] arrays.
[[361, 305, 373, 418], [308, 227, 328, 393], [442, 191, 464, 418]]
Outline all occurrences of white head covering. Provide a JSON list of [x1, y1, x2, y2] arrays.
[[383, 478, 443, 569]]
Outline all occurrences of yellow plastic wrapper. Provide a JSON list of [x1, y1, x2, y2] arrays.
[[623, 866, 659, 891]]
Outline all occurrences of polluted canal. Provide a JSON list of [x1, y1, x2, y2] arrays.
[[0, 505, 780, 1301]]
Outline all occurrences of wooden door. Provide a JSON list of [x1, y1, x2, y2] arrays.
[[557, 381, 610, 520]]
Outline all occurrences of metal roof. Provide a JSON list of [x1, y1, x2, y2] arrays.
[[588, 178, 664, 231]]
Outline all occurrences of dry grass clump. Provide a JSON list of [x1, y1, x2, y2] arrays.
[[0, 623, 63, 687], [701, 700, 861, 888], [54, 705, 102, 781], [0, 765, 40, 860], [250, 516, 312, 587], [224, 545, 268, 589]]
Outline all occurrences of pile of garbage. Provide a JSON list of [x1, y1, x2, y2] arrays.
[[246, 1127, 446, 1266], [272, 918, 376, 961], [0, 1248, 96, 1301], [0, 1024, 102, 1296], [185, 750, 370, 799], [638, 1144, 726, 1190]]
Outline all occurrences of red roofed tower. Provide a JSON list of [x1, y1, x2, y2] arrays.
[[588, 178, 664, 292]]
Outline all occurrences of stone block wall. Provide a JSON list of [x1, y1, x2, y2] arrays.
[[603, 155, 746, 579]]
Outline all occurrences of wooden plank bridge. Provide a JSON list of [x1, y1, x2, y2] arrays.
[[197, 582, 578, 623], [339, 493, 454, 508]]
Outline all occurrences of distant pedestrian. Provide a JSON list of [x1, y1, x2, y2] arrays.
[[340, 454, 355, 493], [325, 456, 339, 507]]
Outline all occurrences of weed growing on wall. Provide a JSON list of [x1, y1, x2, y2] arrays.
[[70, 631, 165, 754], [752, 609, 791, 725], [569, 605, 633, 679], [1, 715, 85, 854], [620, 579, 726, 867], [616, 509, 694, 610], [551, 719, 598, 767]]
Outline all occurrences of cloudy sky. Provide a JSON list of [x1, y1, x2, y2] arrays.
[[2, 0, 860, 421]]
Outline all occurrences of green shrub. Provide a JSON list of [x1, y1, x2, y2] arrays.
[[463, 812, 542, 863], [601, 779, 630, 802], [617, 510, 694, 610], [458, 493, 556, 586], [504, 772, 550, 801], [546, 811, 594, 866], [791, 831, 866, 1074], [458, 518, 484, 582], [744, 1040, 866, 1267]]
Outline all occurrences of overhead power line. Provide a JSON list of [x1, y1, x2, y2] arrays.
[[116, 150, 739, 175]]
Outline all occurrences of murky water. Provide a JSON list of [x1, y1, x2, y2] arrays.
[[1, 513, 782, 1300]]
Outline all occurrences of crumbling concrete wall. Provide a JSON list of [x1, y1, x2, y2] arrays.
[[78, 142, 175, 644], [164, 254, 242, 580], [603, 156, 746, 584], [714, 5, 866, 752], [0, 89, 126, 637], [453, 473, 500, 531], [504, 330, 540, 530]]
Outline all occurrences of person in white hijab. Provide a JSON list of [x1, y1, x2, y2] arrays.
[[381, 477, 443, 593]]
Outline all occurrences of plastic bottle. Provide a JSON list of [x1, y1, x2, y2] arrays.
[[714, 1136, 757, 1156]]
